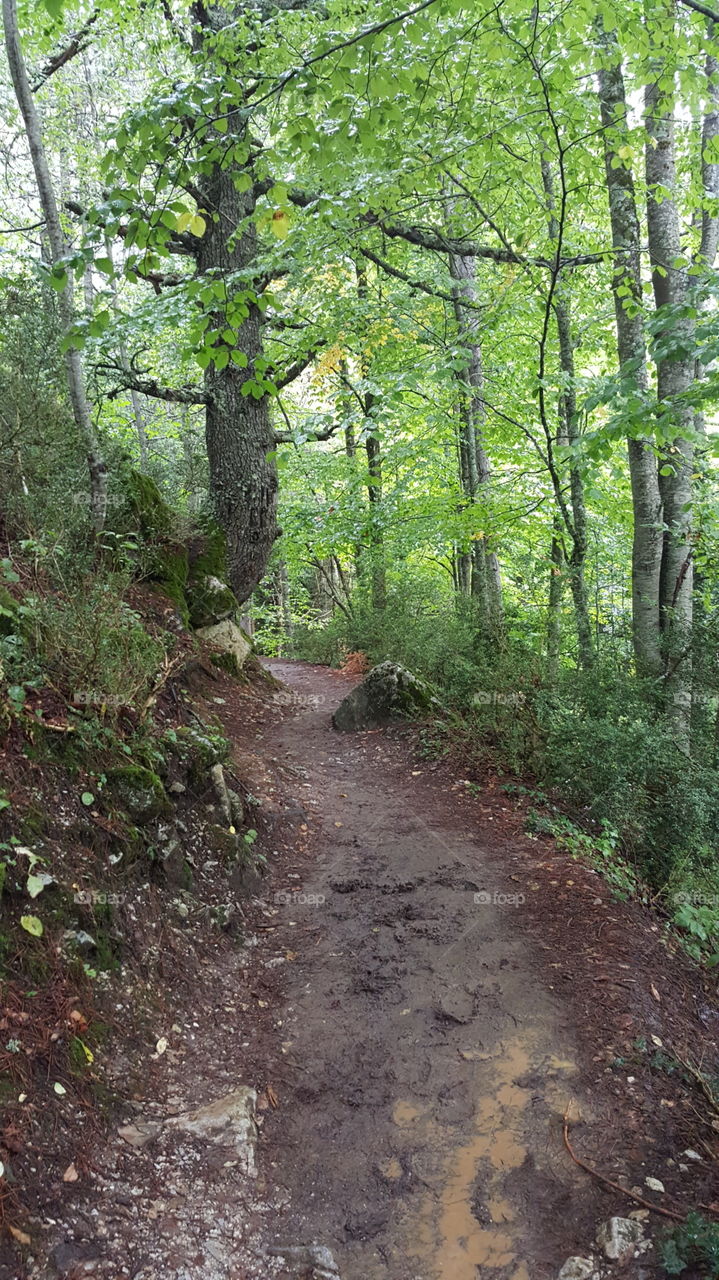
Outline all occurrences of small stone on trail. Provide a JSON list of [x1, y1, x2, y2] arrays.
[[167, 1087, 258, 1176], [557, 1258, 599, 1280], [596, 1216, 646, 1262], [117, 1121, 162, 1149]]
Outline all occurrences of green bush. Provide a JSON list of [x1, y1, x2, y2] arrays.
[[23, 578, 167, 706]]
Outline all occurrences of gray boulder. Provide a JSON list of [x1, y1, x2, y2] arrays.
[[332, 661, 440, 731]]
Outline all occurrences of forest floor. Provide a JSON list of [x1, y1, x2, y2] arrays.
[[12, 658, 719, 1280]]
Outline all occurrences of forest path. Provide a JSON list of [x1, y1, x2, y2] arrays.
[[253, 659, 598, 1279]]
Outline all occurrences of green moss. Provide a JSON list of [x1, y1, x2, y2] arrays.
[[186, 527, 237, 629], [210, 649, 245, 678], [162, 724, 229, 786], [126, 471, 173, 538], [105, 765, 171, 822], [0, 585, 21, 638], [189, 524, 227, 580], [187, 577, 237, 629], [152, 543, 190, 625]]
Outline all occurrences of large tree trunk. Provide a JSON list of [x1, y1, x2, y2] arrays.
[[645, 11, 695, 739], [191, 9, 278, 605], [596, 38, 664, 679], [3, 0, 107, 531], [447, 250, 503, 636]]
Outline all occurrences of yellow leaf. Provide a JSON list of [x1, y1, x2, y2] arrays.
[[8, 1225, 31, 1246], [176, 212, 193, 233], [77, 1038, 94, 1064], [270, 209, 290, 240], [189, 214, 207, 237]]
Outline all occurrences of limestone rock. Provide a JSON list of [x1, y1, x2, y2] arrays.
[[557, 1259, 599, 1280], [332, 661, 440, 731], [105, 765, 171, 823], [196, 618, 252, 673], [167, 1087, 257, 1176], [187, 573, 238, 629], [596, 1216, 645, 1262]]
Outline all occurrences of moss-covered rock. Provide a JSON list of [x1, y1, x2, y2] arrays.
[[151, 543, 190, 625], [122, 472, 190, 623], [196, 619, 252, 672], [332, 661, 442, 731], [105, 765, 171, 823], [186, 574, 237, 629], [126, 471, 173, 538], [162, 725, 229, 787], [186, 527, 238, 629]]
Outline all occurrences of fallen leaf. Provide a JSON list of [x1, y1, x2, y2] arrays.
[[53, 1082, 67, 1096], [63, 1162, 79, 1183], [155, 1037, 168, 1056], [8, 1225, 31, 1246], [266, 1084, 279, 1109], [650, 984, 661, 1003], [20, 915, 43, 938]]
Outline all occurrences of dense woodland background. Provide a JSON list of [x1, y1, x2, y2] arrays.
[[2, 0, 719, 938]]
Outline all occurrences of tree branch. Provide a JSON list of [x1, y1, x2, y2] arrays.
[[274, 420, 342, 443], [274, 349, 317, 389], [99, 365, 209, 405], [31, 10, 99, 92], [360, 247, 486, 311], [678, 0, 719, 22], [369, 216, 615, 269]]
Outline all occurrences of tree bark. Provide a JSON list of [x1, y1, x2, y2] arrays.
[[645, 8, 695, 738], [190, 5, 278, 605], [596, 37, 664, 679], [3, 0, 107, 531], [447, 249, 503, 635], [541, 158, 593, 668]]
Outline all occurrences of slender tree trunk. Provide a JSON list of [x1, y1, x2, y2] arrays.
[[277, 559, 293, 647], [596, 37, 664, 679], [2, 0, 107, 531], [447, 250, 503, 635], [645, 9, 695, 738], [546, 516, 565, 682], [355, 268, 386, 610], [541, 158, 594, 668]]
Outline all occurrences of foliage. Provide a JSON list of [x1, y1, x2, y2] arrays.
[[660, 1213, 719, 1277]]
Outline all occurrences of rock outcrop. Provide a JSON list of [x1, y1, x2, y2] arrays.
[[332, 661, 440, 731]]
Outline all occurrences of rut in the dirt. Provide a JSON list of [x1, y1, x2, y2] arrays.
[[259, 661, 596, 1280]]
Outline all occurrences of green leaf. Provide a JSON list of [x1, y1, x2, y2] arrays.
[[81, 792, 95, 807], [20, 915, 43, 938]]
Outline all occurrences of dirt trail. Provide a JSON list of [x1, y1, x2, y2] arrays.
[[29, 658, 716, 1280], [256, 661, 596, 1278]]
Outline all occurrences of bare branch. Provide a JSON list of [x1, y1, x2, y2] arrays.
[[360, 247, 486, 311], [99, 365, 209, 405], [32, 10, 99, 92], [274, 349, 317, 390]]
